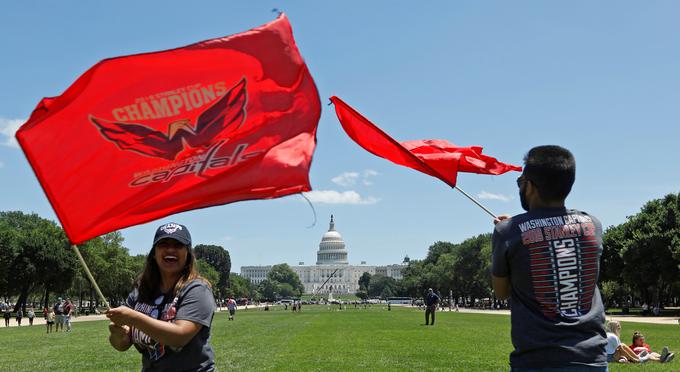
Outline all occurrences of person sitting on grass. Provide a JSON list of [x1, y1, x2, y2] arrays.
[[605, 320, 647, 363], [629, 331, 674, 363]]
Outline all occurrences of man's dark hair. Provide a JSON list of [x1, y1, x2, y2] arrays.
[[523, 145, 575, 202]]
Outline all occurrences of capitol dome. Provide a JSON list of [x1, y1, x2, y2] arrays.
[[316, 215, 349, 265]]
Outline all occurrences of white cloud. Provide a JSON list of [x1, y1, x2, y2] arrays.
[[331, 170, 380, 187], [303, 190, 379, 205], [477, 191, 513, 202], [362, 169, 379, 186], [0, 118, 24, 148], [221, 236, 233, 242], [331, 172, 359, 187]]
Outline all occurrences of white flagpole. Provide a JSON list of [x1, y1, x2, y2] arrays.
[[453, 186, 498, 219], [71, 244, 111, 310]]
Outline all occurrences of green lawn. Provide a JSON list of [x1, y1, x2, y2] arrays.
[[1, 306, 678, 371]]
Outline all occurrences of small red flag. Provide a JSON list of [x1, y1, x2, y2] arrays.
[[330, 96, 521, 187], [16, 14, 321, 244]]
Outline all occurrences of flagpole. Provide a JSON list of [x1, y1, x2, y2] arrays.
[[453, 186, 497, 219], [71, 244, 111, 310]]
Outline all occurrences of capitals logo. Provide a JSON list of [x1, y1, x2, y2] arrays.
[[89, 78, 264, 186]]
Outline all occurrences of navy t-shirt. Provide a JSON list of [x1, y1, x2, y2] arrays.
[[492, 207, 607, 368], [125, 279, 216, 371]]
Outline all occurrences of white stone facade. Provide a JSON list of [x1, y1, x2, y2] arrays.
[[240, 216, 407, 295]]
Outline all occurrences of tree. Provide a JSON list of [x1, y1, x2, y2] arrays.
[[196, 259, 220, 293], [226, 273, 254, 299], [194, 244, 231, 298], [603, 193, 680, 305], [0, 211, 78, 311], [355, 290, 368, 300], [255, 264, 304, 300], [267, 264, 304, 295], [368, 274, 397, 298], [258, 279, 278, 301], [358, 272, 372, 292], [447, 234, 492, 305], [77, 232, 138, 307]]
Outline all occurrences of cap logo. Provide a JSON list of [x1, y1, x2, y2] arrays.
[[160, 223, 182, 234]]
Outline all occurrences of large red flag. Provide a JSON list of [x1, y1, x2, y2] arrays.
[[330, 96, 521, 187], [16, 14, 320, 244]]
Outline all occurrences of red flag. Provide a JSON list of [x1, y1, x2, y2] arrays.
[[330, 96, 521, 187], [16, 14, 321, 244]]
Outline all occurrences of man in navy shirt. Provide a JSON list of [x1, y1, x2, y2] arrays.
[[492, 145, 607, 370], [424, 288, 440, 326]]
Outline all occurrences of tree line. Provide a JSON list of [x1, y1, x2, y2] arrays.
[[356, 192, 680, 308], [0, 211, 231, 312], [2, 192, 678, 310]]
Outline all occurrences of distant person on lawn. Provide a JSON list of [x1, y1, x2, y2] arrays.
[[226, 298, 237, 320], [424, 288, 440, 326], [46, 308, 55, 333], [605, 320, 644, 363], [492, 146, 608, 370], [54, 297, 65, 332], [64, 298, 74, 332], [4, 308, 11, 327], [27, 307, 35, 326], [629, 331, 674, 363]]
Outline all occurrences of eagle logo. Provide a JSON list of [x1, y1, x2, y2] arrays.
[[89, 78, 247, 161]]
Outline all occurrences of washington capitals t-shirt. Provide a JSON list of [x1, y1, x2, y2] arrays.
[[492, 207, 607, 368], [125, 279, 216, 371]]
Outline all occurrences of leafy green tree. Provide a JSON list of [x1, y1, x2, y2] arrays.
[[77, 232, 137, 307], [449, 234, 492, 304], [368, 274, 397, 298], [600, 224, 626, 282], [358, 272, 371, 292], [277, 282, 296, 298], [226, 273, 254, 299], [194, 244, 231, 298], [0, 211, 78, 311], [258, 279, 278, 301], [423, 241, 457, 265], [267, 264, 304, 295], [622, 194, 679, 303], [400, 259, 428, 297], [196, 259, 220, 293], [355, 290, 368, 300]]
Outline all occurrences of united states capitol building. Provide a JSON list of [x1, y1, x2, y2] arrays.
[[240, 215, 409, 295]]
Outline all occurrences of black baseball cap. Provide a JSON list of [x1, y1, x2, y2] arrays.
[[153, 222, 192, 247]]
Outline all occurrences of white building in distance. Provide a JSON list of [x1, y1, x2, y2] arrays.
[[240, 215, 409, 295]]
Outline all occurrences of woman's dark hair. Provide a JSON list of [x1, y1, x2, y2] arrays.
[[135, 244, 211, 303], [632, 331, 644, 344], [523, 145, 576, 202]]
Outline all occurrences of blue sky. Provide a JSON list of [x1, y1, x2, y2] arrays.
[[1, 1, 678, 271]]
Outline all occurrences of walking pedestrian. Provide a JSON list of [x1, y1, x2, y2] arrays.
[[16, 308, 23, 326], [53, 297, 65, 332], [64, 298, 74, 332], [27, 308, 35, 326], [46, 308, 55, 334], [424, 288, 440, 325], [3, 308, 11, 327], [226, 298, 237, 321]]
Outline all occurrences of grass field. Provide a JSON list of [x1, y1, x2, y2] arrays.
[[1, 305, 678, 371]]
